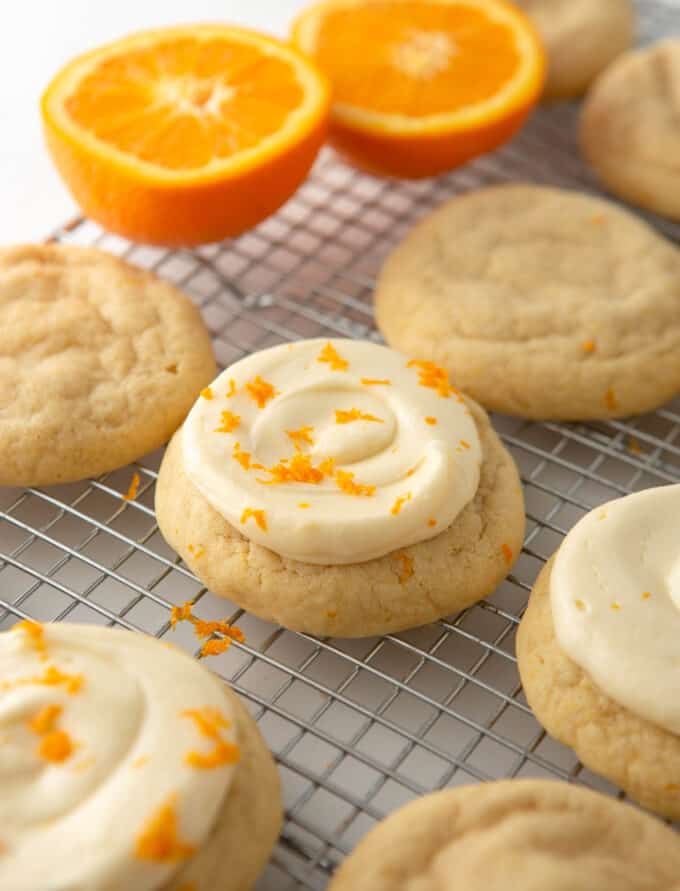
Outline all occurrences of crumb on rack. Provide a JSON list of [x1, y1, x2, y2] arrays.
[[335, 408, 383, 424], [317, 342, 348, 371], [627, 436, 642, 456], [122, 472, 141, 502], [135, 794, 196, 862], [245, 375, 277, 408], [241, 508, 267, 531], [214, 410, 240, 434], [335, 469, 375, 497], [390, 493, 412, 515]]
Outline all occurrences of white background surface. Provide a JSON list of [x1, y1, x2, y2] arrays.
[[1, 1, 307, 245]]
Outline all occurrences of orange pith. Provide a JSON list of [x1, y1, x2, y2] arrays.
[[291, 0, 545, 178], [42, 25, 331, 245]]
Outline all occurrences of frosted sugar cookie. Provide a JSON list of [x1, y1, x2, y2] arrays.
[[327, 780, 680, 890], [581, 40, 680, 221], [0, 620, 281, 890], [518, 484, 680, 819], [375, 184, 680, 420], [156, 338, 525, 637], [0, 244, 215, 486], [515, 0, 635, 100]]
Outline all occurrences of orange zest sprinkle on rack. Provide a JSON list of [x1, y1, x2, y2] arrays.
[[122, 472, 141, 502], [396, 552, 413, 584], [200, 387, 214, 400], [390, 493, 412, 515], [28, 704, 63, 735], [628, 436, 643, 456], [287, 425, 315, 450], [170, 601, 193, 629], [335, 408, 383, 424], [317, 342, 348, 371], [15, 619, 48, 659], [232, 442, 252, 471], [135, 794, 196, 862], [215, 410, 241, 433], [182, 707, 241, 769], [361, 378, 390, 385], [258, 453, 335, 485], [241, 508, 267, 531], [335, 469, 375, 497], [226, 379, 237, 398], [407, 360, 459, 399], [245, 375, 277, 408], [501, 543, 513, 564]]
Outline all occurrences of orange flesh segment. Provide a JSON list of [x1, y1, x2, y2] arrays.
[[313, 4, 521, 117], [64, 38, 305, 170]]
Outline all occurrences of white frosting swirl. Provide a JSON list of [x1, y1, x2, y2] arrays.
[[182, 339, 481, 564], [551, 484, 680, 735], [0, 622, 238, 891]]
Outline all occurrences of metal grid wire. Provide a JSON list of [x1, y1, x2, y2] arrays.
[[2, 2, 680, 886]]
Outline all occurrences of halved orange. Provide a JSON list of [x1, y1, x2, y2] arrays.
[[291, 0, 545, 178], [42, 25, 331, 246]]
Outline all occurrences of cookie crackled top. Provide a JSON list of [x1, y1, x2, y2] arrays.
[[0, 620, 238, 891], [182, 338, 482, 564]]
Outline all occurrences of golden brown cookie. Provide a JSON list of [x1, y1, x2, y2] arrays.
[[516, 0, 635, 100], [581, 39, 680, 221], [327, 779, 680, 891], [155, 398, 525, 638], [517, 558, 680, 820], [375, 184, 680, 420], [0, 244, 215, 486]]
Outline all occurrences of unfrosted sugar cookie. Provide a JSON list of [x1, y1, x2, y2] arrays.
[[375, 185, 680, 420], [155, 339, 525, 637], [581, 40, 680, 221], [518, 484, 680, 819], [515, 0, 635, 100], [0, 620, 281, 891], [327, 780, 680, 891], [0, 245, 215, 486]]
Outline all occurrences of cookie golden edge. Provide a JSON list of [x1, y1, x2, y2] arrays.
[[374, 184, 680, 421], [0, 244, 217, 487], [517, 557, 680, 820], [168, 686, 282, 891], [155, 398, 525, 638], [580, 40, 680, 222], [326, 779, 680, 890]]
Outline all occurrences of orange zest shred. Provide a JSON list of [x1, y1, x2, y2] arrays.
[[135, 794, 197, 862], [201, 387, 214, 400], [241, 508, 267, 531], [258, 453, 335, 485], [170, 601, 193, 629], [28, 704, 63, 735], [335, 408, 383, 424], [425, 416, 437, 425], [232, 441, 252, 471], [298, 502, 311, 509], [132, 755, 149, 769], [122, 472, 140, 502], [245, 375, 277, 408], [14, 619, 48, 660], [0, 664, 84, 695], [390, 493, 412, 515], [642, 591, 652, 600], [611, 602, 621, 610], [427, 518, 437, 527], [361, 378, 390, 385], [591, 214, 605, 225], [396, 552, 413, 584], [214, 410, 241, 433], [187, 544, 206, 559], [335, 469, 375, 497], [501, 543, 513, 564], [226, 379, 237, 398], [407, 359, 459, 399], [459, 439, 471, 450], [181, 707, 241, 770], [605, 387, 619, 412], [582, 340, 595, 354], [286, 425, 315, 450], [39, 729, 75, 764], [317, 342, 348, 371], [628, 436, 642, 456]]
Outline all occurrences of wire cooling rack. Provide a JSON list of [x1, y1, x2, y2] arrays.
[[3, 2, 680, 887]]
